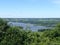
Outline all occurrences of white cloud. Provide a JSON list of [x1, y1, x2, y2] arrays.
[[53, 0, 60, 4], [49, 0, 60, 4]]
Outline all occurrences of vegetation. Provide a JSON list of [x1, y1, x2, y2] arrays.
[[4, 18, 60, 27], [0, 18, 60, 45]]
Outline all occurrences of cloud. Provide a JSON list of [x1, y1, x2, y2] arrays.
[[53, 0, 60, 4], [50, 0, 60, 4], [48, 0, 60, 8]]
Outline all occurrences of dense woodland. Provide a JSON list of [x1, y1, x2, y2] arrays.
[[0, 18, 60, 45]]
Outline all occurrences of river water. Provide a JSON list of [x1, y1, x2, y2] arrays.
[[8, 22, 52, 31]]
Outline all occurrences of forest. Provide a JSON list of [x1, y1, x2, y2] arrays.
[[0, 18, 60, 45]]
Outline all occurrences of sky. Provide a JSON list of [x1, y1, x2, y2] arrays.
[[0, 0, 60, 18]]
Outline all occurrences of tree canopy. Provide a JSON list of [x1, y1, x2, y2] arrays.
[[0, 18, 60, 45]]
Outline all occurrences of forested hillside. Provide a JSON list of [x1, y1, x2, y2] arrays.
[[0, 18, 60, 45]]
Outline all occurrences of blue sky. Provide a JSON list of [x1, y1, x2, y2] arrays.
[[0, 0, 60, 18]]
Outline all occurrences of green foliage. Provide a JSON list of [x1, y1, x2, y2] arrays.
[[0, 18, 60, 45]]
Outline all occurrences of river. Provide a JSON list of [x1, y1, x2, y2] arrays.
[[8, 22, 52, 31]]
